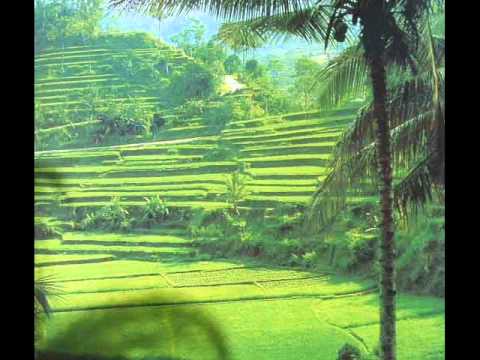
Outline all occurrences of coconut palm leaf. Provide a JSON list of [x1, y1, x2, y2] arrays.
[[216, 5, 337, 47], [308, 24, 444, 230], [109, 0, 319, 20], [35, 275, 63, 317], [313, 44, 369, 109]]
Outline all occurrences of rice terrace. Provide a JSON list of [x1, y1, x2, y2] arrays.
[[34, 1, 445, 359]]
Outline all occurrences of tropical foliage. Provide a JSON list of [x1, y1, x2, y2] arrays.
[[309, 21, 445, 229]]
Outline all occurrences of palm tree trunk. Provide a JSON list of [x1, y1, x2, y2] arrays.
[[361, 1, 397, 357], [369, 53, 397, 360]]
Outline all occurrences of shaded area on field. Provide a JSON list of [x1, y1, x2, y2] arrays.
[[37, 292, 230, 360]]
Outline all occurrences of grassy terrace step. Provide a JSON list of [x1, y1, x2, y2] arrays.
[[223, 116, 351, 136], [34, 239, 193, 256], [35, 165, 239, 181], [165, 267, 318, 287], [48, 267, 325, 294], [240, 154, 331, 163], [35, 75, 119, 85], [47, 274, 374, 312], [37, 48, 110, 58], [35, 137, 217, 157], [35, 259, 245, 282], [248, 166, 329, 177], [312, 292, 444, 330], [35, 254, 115, 267], [224, 127, 343, 145], [60, 201, 230, 210], [39, 96, 160, 108], [38, 191, 211, 203], [36, 73, 118, 83], [35, 182, 226, 194], [35, 173, 229, 186], [35, 84, 128, 96], [35, 79, 122, 92], [240, 143, 336, 156], [62, 232, 192, 248], [234, 133, 341, 148]]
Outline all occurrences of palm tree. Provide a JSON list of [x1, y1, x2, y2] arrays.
[[309, 19, 445, 224], [108, 1, 443, 358]]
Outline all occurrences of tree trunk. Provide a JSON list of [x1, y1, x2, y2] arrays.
[[369, 54, 396, 360], [361, 1, 397, 357]]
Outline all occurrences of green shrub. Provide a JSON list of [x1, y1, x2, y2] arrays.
[[80, 198, 130, 231], [177, 100, 207, 119], [224, 171, 250, 216], [396, 212, 445, 296], [138, 195, 170, 227], [224, 54, 242, 74], [168, 63, 216, 104]]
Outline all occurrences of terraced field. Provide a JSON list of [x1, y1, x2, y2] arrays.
[[35, 41, 443, 359], [35, 43, 191, 125], [35, 105, 376, 212], [34, 103, 444, 358], [35, 229, 444, 359]]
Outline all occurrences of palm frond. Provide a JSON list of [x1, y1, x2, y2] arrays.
[[393, 154, 435, 218], [313, 44, 369, 109], [35, 275, 63, 317], [309, 102, 441, 230], [216, 5, 335, 52], [109, 0, 320, 21]]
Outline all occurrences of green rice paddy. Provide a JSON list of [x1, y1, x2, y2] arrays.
[[35, 228, 444, 359], [35, 43, 444, 359]]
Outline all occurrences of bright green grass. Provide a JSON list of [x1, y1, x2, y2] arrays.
[[312, 293, 445, 329], [47, 189, 209, 200], [35, 254, 115, 266], [222, 116, 350, 135], [47, 275, 374, 312], [165, 267, 318, 287], [224, 127, 342, 144], [59, 200, 230, 209], [61, 232, 191, 245], [241, 142, 336, 153], [247, 185, 316, 193], [35, 137, 216, 157], [353, 315, 445, 359], [34, 239, 192, 255], [248, 166, 329, 177], [35, 183, 226, 194], [37, 298, 364, 360], [37, 295, 443, 360], [35, 173, 227, 186], [248, 179, 319, 186], [244, 194, 312, 204], [240, 154, 331, 163], [35, 161, 237, 174], [54, 274, 171, 294], [35, 260, 244, 282]]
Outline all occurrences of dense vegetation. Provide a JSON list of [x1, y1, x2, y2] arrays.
[[35, 1, 444, 359]]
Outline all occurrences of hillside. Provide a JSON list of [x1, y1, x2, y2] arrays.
[[34, 104, 373, 214], [34, 27, 444, 360], [35, 35, 190, 118]]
